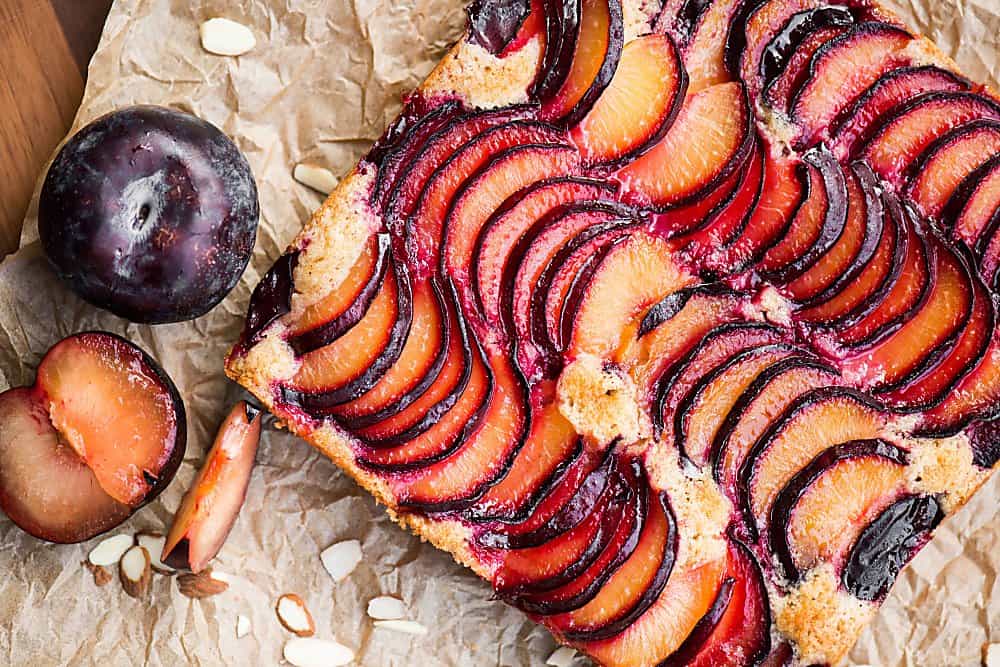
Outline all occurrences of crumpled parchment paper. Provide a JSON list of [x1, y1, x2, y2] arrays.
[[0, 1, 996, 666]]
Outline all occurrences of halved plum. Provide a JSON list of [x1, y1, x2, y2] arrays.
[[0, 333, 185, 543], [827, 65, 971, 161], [614, 82, 752, 210], [768, 438, 908, 582], [570, 33, 687, 166], [162, 401, 262, 572]]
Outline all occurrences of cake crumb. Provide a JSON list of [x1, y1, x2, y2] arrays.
[[422, 38, 541, 110], [773, 564, 875, 666], [557, 354, 644, 446], [908, 434, 988, 512]]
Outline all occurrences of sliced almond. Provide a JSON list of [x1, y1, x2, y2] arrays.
[[82, 560, 112, 587], [176, 569, 229, 599], [88, 534, 134, 567], [372, 619, 428, 636], [119, 545, 152, 598], [136, 532, 175, 575], [283, 637, 354, 667], [236, 614, 251, 639], [276, 593, 316, 637], [366, 595, 406, 620], [200, 18, 256, 57], [987, 644, 1000, 667], [320, 539, 362, 582], [546, 646, 577, 667], [293, 163, 339, 195]]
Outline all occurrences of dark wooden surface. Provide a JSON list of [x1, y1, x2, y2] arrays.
[[0, 0, 113, 257]]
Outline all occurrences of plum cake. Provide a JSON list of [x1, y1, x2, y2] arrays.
[[226, 0, 1000, 664]]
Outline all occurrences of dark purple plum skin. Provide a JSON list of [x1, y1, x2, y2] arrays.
[[39, 105, 260, 324], [467, 0, 532, 55]]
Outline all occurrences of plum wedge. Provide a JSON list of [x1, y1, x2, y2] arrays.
[[162, 401, 262, 572], [226, 3, 1000, 666]]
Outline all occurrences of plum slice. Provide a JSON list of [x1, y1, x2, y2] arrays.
[[0, 332, 185, 543], [512, 460, 647, 615], [658, 536, 771, 667], [331, 279, 448, 426], [619, 285, 746, 402], [567, 231, 693, 359], [241, 250, 298, 347], [860, 91, 1000, 185], [768, 439, 908, 583], [827, 65, 971, 161], [699, 147, 804, 276], [788, 22, 912, 148], [162, 401, 262, 572], [760, 149, 848, 284], [649, 323, 787, 444], [842, 495, 943, 601], [739, 387, 890, 538], [654, 147, 751, 240], [781, 160, 869, 302], [287, 234, 389, 353], [917, 334, 1000, 437], [675, 344, 799, 468], [392, 349, 529, 513], [682, 141, 767, 259], [443, 143, 581, 323], [845, 234, 973, 393], [282, 260, 412, 411], [754, 5, 855, 95], [539, 0, 623, 127], [945, 153, 1000, 252], [837, 210, 928, 347], [764, 25, 850, 113], [573, 554, 725, 667], [906, 120, 1000, 220], [464, 399, 579, 523], [614, 82, 753, 210], [531, 0, 583, 102], [472, 177, 616, 334], [547, 489, 679, 642], [570, 33, 687, 167], [712, 355, 841, 497]]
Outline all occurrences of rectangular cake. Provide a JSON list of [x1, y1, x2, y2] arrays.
[[226, 1, 1000, 664]]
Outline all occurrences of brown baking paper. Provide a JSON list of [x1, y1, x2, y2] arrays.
[[0, 1, 997, 665]]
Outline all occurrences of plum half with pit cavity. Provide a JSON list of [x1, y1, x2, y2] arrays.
[[0, 332, 186, 543]]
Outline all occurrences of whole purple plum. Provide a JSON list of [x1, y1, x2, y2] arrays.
[[39, 105, 259, 324]]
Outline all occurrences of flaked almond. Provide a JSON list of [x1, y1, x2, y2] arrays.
[[236, 614, 251, 639], [366, 595, 406, 620], [136, 532, 175, 575], [88, 534, 134, 567], [276, 593, 316, 637], [320, 539, 362, 582], [293, 163, 338, 195], [177, 569, 229, 599], [200, 18, 256, 57], [82, 560, 112, 587], [372, 619, 428, 636], [546, 646, 577, 667], [283, 637, 354, 667], [119, 545, 152, 598]]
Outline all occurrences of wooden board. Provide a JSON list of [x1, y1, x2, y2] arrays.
[[0, 0, 112, 257]]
